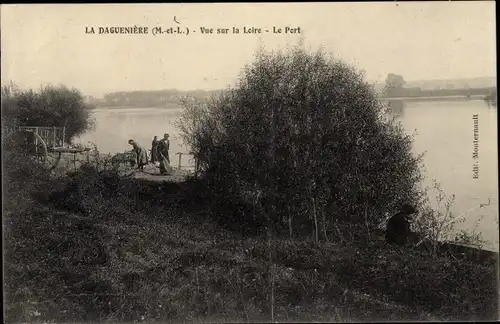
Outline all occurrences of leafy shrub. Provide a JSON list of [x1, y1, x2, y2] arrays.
[[453, 230, 487, 250], [1, 82, 95, 142], [412, 180, 488, 254], [2, 142, 55, 213], [177, 44, 426, 240]]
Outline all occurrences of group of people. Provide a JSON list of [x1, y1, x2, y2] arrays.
[[127, 133, 171, 174]]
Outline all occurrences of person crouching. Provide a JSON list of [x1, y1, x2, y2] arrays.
[[128, 139, 148, 170], [386, 203, 417, 246]]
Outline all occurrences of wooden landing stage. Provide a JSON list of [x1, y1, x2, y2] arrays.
[[124, 163, 193, 183], [122, 152, 196, 183]]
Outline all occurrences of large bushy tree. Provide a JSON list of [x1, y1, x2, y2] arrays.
[[383, 73, 406, 97], [177, 45, 425, 240], [1, 82, 95, 142]]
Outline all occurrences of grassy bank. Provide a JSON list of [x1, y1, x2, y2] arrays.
[[3, 165, 499, 323]]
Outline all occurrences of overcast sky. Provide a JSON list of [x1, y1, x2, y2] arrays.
[[1, 2, 496, 96]]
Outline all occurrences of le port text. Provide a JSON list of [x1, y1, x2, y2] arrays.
[[200, 26, 301, 34]]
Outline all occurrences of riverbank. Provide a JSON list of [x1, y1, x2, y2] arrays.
[[3, 162, 498, 322]]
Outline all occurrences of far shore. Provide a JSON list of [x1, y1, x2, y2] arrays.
[[379, 95, 491, 102], [92, 104, 182, 110], [90, 95, 495, 109]]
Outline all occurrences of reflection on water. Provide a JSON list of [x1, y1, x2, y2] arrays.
[[388, 100, 405, 117], [80, 107, 188, 159], [78, 101, 499, 251]]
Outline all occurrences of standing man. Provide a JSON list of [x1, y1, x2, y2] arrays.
[[161, 133, 170, 164], [151, 136, 159, 164], [158, 133, 171, 174]]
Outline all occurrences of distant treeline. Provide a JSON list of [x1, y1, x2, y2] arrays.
[[382, 86, 496, 99], [91, 86, 497, 108], [96, 89, 223, 108]]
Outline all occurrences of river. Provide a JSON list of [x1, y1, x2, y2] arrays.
[[77, 100, 499, 251]]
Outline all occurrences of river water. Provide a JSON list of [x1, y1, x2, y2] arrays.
[[78, 100, 499, 251]]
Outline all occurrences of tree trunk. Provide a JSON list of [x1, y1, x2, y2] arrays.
[[312, 197, 319, 242], [364, 204, 370, 237], [287, 205, 293, 239], [321, 205, 329, 242], [266, 202, 275, 323]]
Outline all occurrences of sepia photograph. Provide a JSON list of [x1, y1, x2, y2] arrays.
[[1, 2, 498, 323]]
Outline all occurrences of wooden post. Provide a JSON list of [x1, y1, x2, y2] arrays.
[[62, 127, 66, 146], [53, 126, 56, 149], [35, 127, 39, 153], [178, 153, 182, 169]]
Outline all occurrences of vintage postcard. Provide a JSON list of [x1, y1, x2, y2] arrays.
[[2, 2, 498, 323]]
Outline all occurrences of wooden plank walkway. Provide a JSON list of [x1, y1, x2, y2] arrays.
[[119, 164, 193, 183]]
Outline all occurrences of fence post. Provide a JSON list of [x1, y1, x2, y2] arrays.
[[194, 157, 199, 179], [53, 126, 56, 149], [178, 153, 182, 169], [62, 127, 66, 146]]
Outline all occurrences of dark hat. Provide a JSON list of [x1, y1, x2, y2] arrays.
[[401, 203, 417, 215]]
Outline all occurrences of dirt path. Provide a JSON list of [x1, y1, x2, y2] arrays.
[[117, 164, 192, 183]]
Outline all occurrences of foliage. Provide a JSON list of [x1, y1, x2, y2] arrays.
[[176, 44, 426, 240], [453, 230, 487, 250], [3, 138, 497, 322], [1, 82, 95, 142], [412, 180, 458, 253], [102, 89, 221, 108], [383, 73, 406, 97], [384, 73, 406, 88], [2, 144, 54, 214], [412, 180, 487, 254]]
